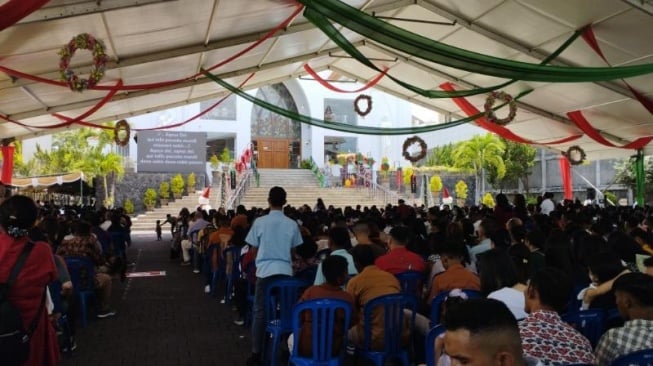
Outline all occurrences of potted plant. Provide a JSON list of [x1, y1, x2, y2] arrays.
[[209, 154, 220, 171], [430, 175, 443, 204], [171, 174, 184, 199], [159, 181, 170, 205], [143, 188, 157, 211], [455, 180, 468, 207], [187, 172, 196, 195], [123, 198, 135, 215]]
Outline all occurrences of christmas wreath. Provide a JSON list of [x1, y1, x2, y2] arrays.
[[565, 145, 586, 165], [484, 91, 517, 125], [59, 33, 108, 92], [402, 136, 427, 163], [354, 94, 372, 117], [114, 120, 130, 146]]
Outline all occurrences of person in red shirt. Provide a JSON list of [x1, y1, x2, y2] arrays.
[[0, 195, 60, 366], [375, 226, 425, 275]]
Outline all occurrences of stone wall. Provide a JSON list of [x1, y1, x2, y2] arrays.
[[95, 172, 207, 212]]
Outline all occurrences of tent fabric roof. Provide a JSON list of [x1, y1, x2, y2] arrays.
[[1, 0, 652, 160]]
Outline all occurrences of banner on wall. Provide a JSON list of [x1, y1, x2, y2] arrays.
[[137, 131, 207, 173]]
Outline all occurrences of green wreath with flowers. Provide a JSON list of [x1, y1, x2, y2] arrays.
[[114, 120, 130, 146], [58, 33, 108, 92], [484, 91, 517, 125]]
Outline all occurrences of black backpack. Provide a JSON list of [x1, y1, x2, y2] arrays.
[[0, 241, 46, 366]]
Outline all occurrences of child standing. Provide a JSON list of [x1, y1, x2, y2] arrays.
[[155, 220, 162, 241]]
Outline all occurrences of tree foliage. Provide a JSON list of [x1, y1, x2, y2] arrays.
[[452, 134, 505, 202], [426, 142, 458, 167], [487, 138, 537, 191], [16, 125, 124, 207]]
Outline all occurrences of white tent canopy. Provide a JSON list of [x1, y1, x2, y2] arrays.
[[1, 0, 652, 160]]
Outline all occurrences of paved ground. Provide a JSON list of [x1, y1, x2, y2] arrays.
[[61, 232, 251, 366]]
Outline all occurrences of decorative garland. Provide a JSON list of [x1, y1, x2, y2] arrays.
[[565, 145, 586, 165], [354, 94, 372, 117], [114, 120, 130, 146], [484, 91, 517, 126], [58, 33, 108, 92], [402, 136, 427, 163]]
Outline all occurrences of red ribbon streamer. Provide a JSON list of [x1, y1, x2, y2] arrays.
[[1, 80, 122, 129], [0, 0, 50, 32], [0, 5, 303, 92], [52, 74, 255, 131], [302, 64, 387, 93], [558, 155, 573, 200], [582, 26, 653, 115], [1, 145, 15, 185], [440, 82, 583, 145], [567, 110, 653, 149]]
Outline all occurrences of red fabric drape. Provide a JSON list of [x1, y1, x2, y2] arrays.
[[1, 145, 15, 185], [582, 26, 653, 115], [567, 111, 653, 149], [0, 0, 50, 32], [558, 155, 573, 200], [303, 64, 387, 93], [51, 73, 254, 132], [440, 82, 582, 145]]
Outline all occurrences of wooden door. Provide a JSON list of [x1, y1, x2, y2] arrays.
[[257, 139, 289, 168]]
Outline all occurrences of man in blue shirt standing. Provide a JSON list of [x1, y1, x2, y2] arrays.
[[245, 186, 303, 366]]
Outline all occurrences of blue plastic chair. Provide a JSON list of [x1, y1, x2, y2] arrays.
[[223, 245, 241, 302], [264, 278, 307, 366], [358, 293, 416, 366], [63, 256, 96, 327], [425, 325, 446, 366], [562, 309, 605, 348], [49, 280, 74, 356], [611, 348, 653, 366], [289, 298, 352, 366], [430, 289, 482, 326], [205, 244, 222, 295], [244, 262, 256, 326], [395, 271, 424, 301]]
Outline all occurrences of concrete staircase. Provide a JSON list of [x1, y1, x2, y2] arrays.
[[130, 169, 392, 231], [239, 168, 390, 209], [130, 192, 201, 232]]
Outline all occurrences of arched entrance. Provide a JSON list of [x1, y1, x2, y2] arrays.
[[250, 83, 301, 169]]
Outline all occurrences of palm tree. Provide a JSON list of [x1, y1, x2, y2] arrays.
[[453, 133, 506, 204]]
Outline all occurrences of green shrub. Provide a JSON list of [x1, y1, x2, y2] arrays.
[[123, 199, 134, 214], [187, 172, 196, 193], [143, 188, 157, 206], [171, 174, 184, 196], [159, 181, 170, 199]]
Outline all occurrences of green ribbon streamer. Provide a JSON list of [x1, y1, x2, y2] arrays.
[[201, 69, 531, 136], [300, 0, 653, 82], [304, 8, 581, 98]]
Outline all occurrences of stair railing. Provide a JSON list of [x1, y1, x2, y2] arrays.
[[226, 168, 252, 210], [309, 157, 325, 187]]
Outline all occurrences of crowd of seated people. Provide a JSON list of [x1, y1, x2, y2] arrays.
[[163, 191, 653, 365], [0, 195, 133, 365], [10, 187, 653, 365]]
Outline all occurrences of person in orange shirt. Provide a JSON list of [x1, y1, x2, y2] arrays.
[[346, 245, 408, 350], [209, 215, 234, 250], [428, 241, 480, 304]]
